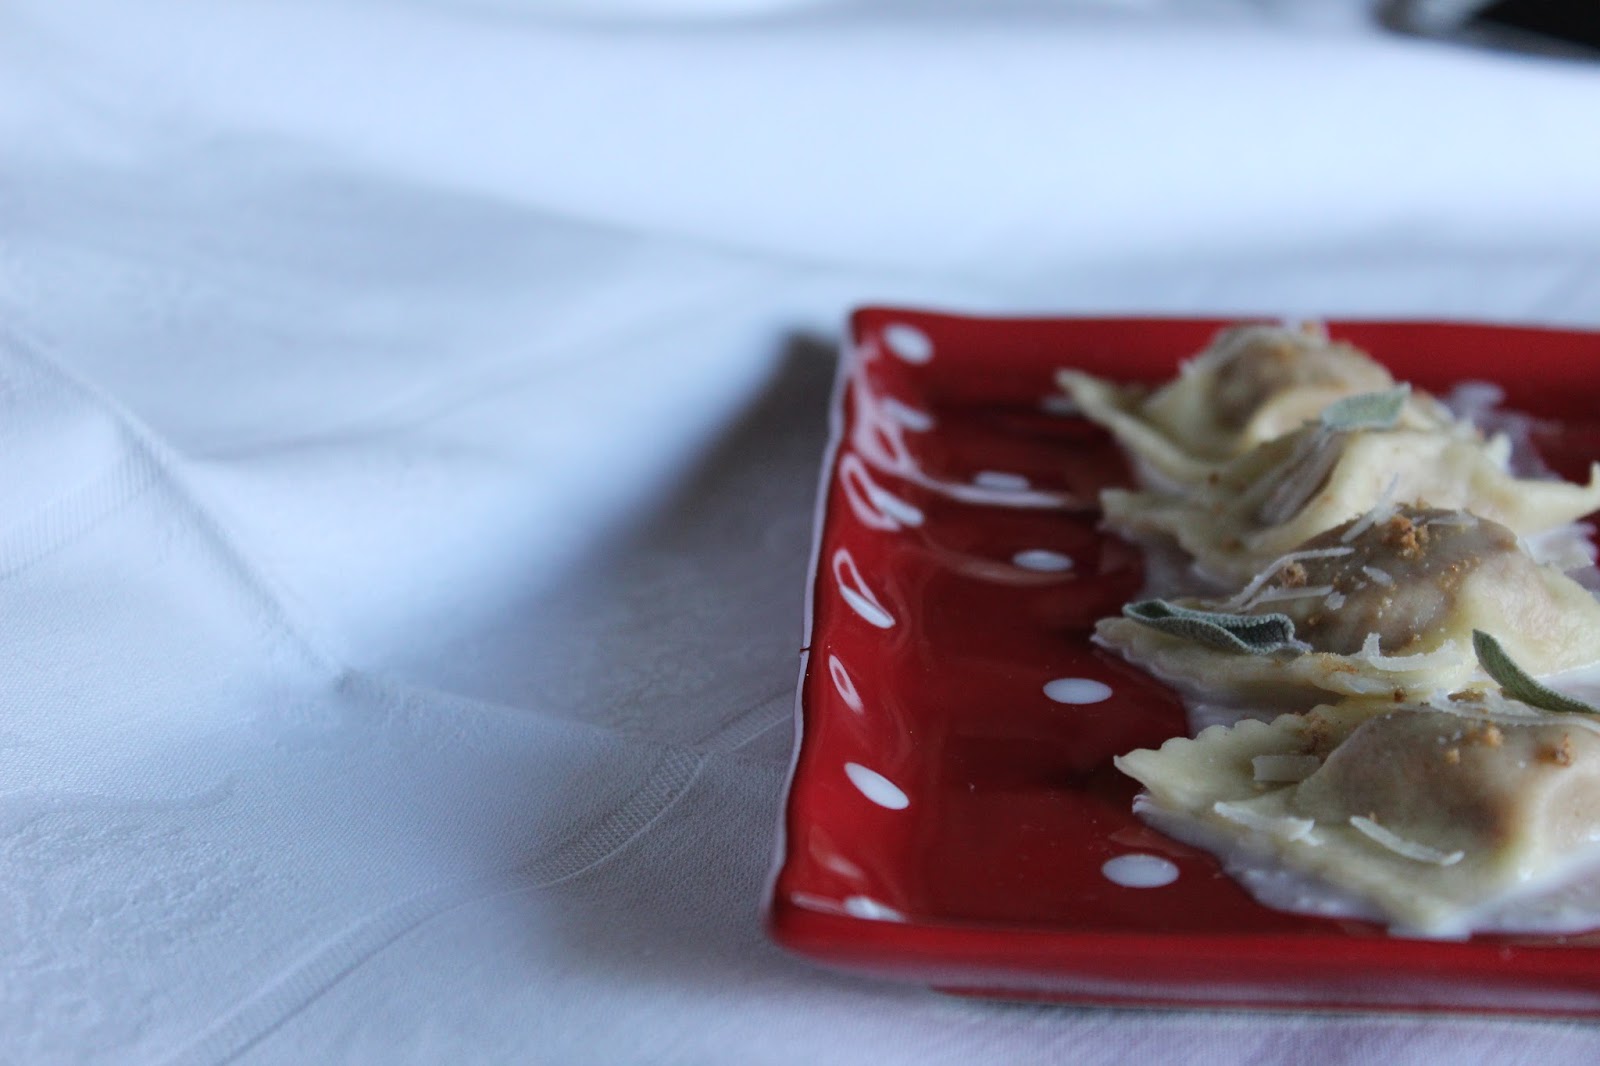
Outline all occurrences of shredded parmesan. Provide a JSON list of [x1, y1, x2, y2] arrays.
[[1348, 816, 1464, 866], [1242, 585, 1336, 609], [1222, 547, 1355, 610], [1521, 523, 1599, 571], [1361, 565, 1394, 587], [1350, 635, 1465, 674], [1214, 801, 1317, 841], [1420, 512, 1478, 528], [1328, 674, 1413, 696], [1323, 590, 1346, 611], [1340, 473, 1402, 544], [1252, 754, 1322, 784]]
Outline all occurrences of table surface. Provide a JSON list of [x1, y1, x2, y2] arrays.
[[7, 1, 1600, 1062]]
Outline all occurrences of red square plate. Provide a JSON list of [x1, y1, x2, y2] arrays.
[[765, 309, 1600, 1015]]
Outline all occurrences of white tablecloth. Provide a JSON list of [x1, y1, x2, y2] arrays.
[[7, 1, 1600, 1061]]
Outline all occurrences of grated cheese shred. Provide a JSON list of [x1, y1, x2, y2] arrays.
[[1214, 801, 1317, 841], [1350, 634, 1466, 673], [1223, 547, 1355, 610], [1349, 816, 1464, 866], [1340, 473, 1402, 544], [1421, 512, 1478, 528], [1243, 585, 1336, 608]]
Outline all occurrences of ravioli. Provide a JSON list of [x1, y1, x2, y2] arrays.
[[1116, 696, 1600, 934], [1094, 507, 1600, 706], [1076, 326, 1600, 936], [1102, 421, 1600, 585], [1057, 323, 1448, 485]]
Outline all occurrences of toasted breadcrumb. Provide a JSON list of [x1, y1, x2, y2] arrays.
[[1463, 723, 1505, 749], [1540, 735, 1575, 767], [1381, 514, 1425, 559]]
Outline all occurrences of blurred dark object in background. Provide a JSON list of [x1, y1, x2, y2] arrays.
[[1385, 0, 1600, 59]]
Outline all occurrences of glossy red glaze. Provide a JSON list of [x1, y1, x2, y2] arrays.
[[767, 310, 1600, 1014]]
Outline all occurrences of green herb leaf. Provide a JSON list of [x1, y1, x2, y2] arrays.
[[1124, 600, 1304, 655], [1472, 630, 1599, 715], [1320, 384, 1410, 432]]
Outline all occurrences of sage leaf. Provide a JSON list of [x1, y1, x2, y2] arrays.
[[1124, 600, 1303, 655], [1472, 630, 1600, 715], [1320, 384, 1410, 432]]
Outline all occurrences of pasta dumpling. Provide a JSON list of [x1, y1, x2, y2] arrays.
[[1116, 695, 1600, 934], [1058, 324, 1448, 485], [1094, 507, 1600, 706], [1070, 321, 1600, 936], [1102, 421, 1600, 585]]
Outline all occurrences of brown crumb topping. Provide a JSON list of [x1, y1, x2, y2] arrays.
[[1442, 747, 1461, 765], [1302, 715, 1336, 758], [1540, 734, 1575, 767], [1380, 514, 1427, 559], [1462, 722, 1505, 749], [1277, 562, 1308, 589]]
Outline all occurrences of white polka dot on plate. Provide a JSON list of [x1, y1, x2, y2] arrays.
[[832, 548, 896, 630], [882, 323, 933, 364], [843, 896, 906, 921], [973, 471, 1030, 491], [881, 396, 935, 432], [828, 654, 864, 714], [1044, 677, 1112, 704], [1013, 549, 1074, 573], [844, 762, 909, 810], [1101, 854, 1179, 888]]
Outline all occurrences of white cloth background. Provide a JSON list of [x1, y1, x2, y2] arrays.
[[6, 0, 1600, 1061]]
